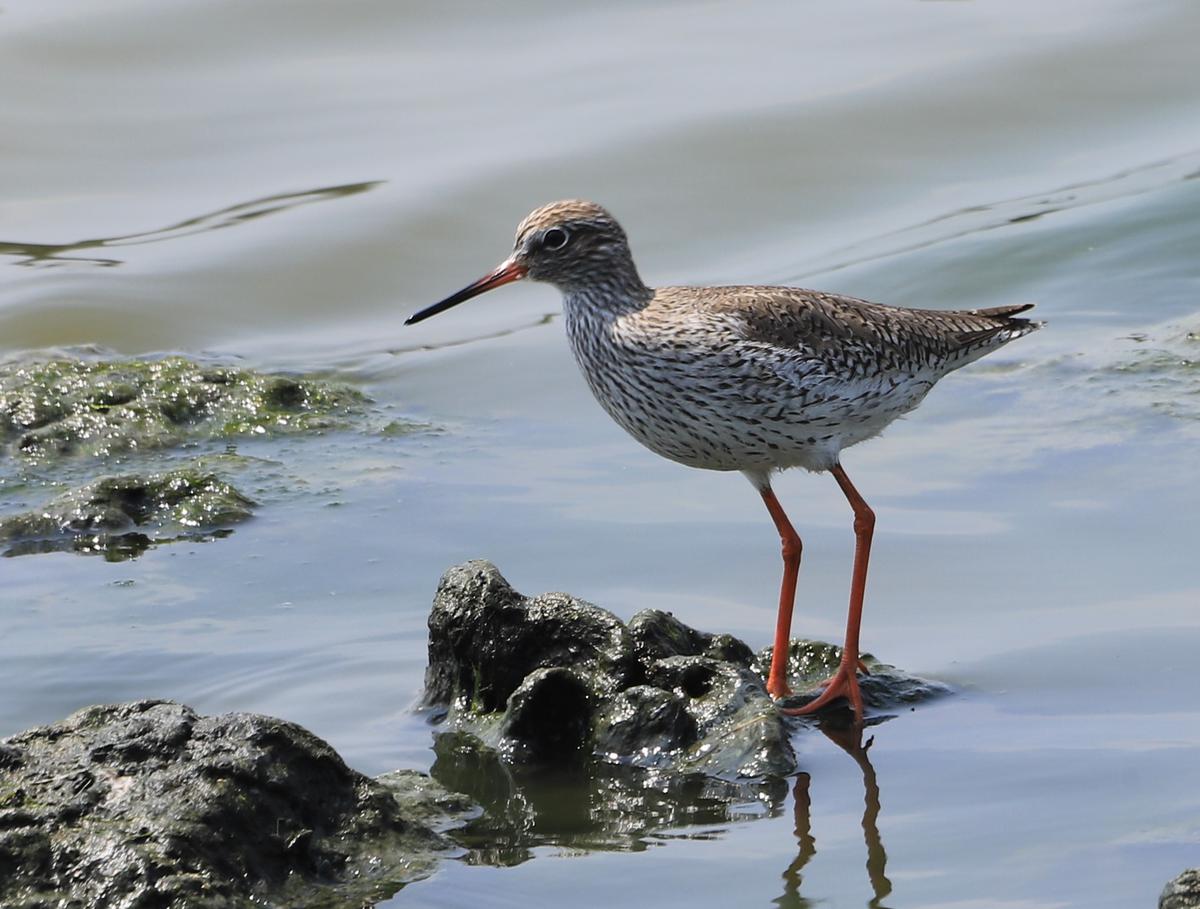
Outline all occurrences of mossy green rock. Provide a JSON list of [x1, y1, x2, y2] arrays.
[[0, 467, 255, 559], [0, 356, 367, 462], [0, 354, 391, 558]]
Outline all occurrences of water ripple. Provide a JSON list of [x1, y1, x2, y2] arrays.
[[0, 181, 380, 268]]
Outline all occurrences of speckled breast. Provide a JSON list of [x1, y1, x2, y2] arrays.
[[561, 299, 929, 473]]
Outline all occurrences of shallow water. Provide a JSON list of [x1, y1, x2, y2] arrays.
[[3, 1, 1199, 906]]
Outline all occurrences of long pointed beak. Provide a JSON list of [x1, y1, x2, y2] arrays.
[[405, 257, 528, 326]]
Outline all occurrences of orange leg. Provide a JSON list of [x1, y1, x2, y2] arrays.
[[760, 485, 802, 699], [780, 463, 875, 721]]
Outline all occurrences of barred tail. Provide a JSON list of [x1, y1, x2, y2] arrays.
[[959, 302, 1044, 347], [969, 303, 1037, 319]]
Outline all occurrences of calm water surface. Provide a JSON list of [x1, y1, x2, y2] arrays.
[[2, 1, 1199, 906]]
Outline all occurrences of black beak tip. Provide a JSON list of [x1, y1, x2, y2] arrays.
[[404, 258, 524, 328], [404, 305, 440, 326]]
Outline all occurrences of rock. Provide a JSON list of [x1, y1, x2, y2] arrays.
[[761, 640, 954, 711], [423, 563, 639, 715], [0, 700, 473, 909], [422, 561, 947, 780], [0, 467, 255, 560], [1162, 869, 1200, 909], [0, 356, 369, 464], [594, 685, 697, 763], [0, 354, 421, 559]]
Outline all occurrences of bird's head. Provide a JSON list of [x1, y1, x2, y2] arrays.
[[405, 200, 645, 326]]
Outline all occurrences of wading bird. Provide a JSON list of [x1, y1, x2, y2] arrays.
[[406, 200, 1039, 720]]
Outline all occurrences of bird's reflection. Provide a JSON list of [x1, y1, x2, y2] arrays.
[[777, 771, 817, 909], [775, 720, 893, 909], [0, 181, 379, 267], [427, 720, 894, 905]]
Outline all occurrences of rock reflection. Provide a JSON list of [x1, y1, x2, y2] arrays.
[[429, 732, 790, 866], [775, 722, 893, 909], [0, 181, 379, 268], [2, 527, 233, 561]]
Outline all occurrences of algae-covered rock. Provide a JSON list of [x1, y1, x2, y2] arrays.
[[0, 353, 410, 558], [1162, 869, 1200, 909], [0, 467, 255, 559], [421, 561, 948, 780], [0, 356, 368, 463], [0, 700, 473, 909]]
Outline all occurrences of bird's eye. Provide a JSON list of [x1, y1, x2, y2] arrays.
[[542, 227, 570, 251]]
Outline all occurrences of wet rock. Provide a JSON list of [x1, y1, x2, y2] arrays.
[[594, 686, 698, 763], [1162, 869, 1200, 909], [423, 563, 639, 715], [0, 700, 472, 909], [0, 467, 255, 559], [629, 608, 757, 667], [498, 667, 596, 762], [0, 355, 368, 463], [0, 353, 415, 559], [761, 640, 954, 711], [422, 561, 948, 779]]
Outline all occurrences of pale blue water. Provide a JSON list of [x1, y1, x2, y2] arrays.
[[2, 1, 1199, 906]]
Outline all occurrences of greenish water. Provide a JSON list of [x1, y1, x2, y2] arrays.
[[2, 1, 1199, 906]]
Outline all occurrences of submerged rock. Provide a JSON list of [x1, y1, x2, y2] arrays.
[[1162, 869, 1200, 909], [0, 467, 255, 559], [421, 561, 947, 780], [0, 353, 427, 559], [0, 355, 368, 463], [0, 700, 472, 909]]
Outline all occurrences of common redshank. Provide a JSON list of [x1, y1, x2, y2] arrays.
[[406, 200, 1039, 720]]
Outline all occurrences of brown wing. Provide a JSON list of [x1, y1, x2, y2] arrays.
[[697, 286, 1038, 371]]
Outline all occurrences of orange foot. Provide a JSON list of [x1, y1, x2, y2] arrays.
[[767, 657, 869, 701], [827, 658, 871, 686], [776, 663, 864, 719]]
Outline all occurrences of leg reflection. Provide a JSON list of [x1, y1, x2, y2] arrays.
[[776, 724, 893, 908], [775, 773, 817, 908], [821, 723, 894, 908]]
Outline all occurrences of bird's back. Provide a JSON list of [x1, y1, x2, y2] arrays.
[[564, 284, 1039, 473], [658, 285, 1040, 378]]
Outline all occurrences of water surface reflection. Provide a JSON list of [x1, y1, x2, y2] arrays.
[[430, 732, 790, 864], [429, 720, 896, 908], [0, 182, 378, 268]]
